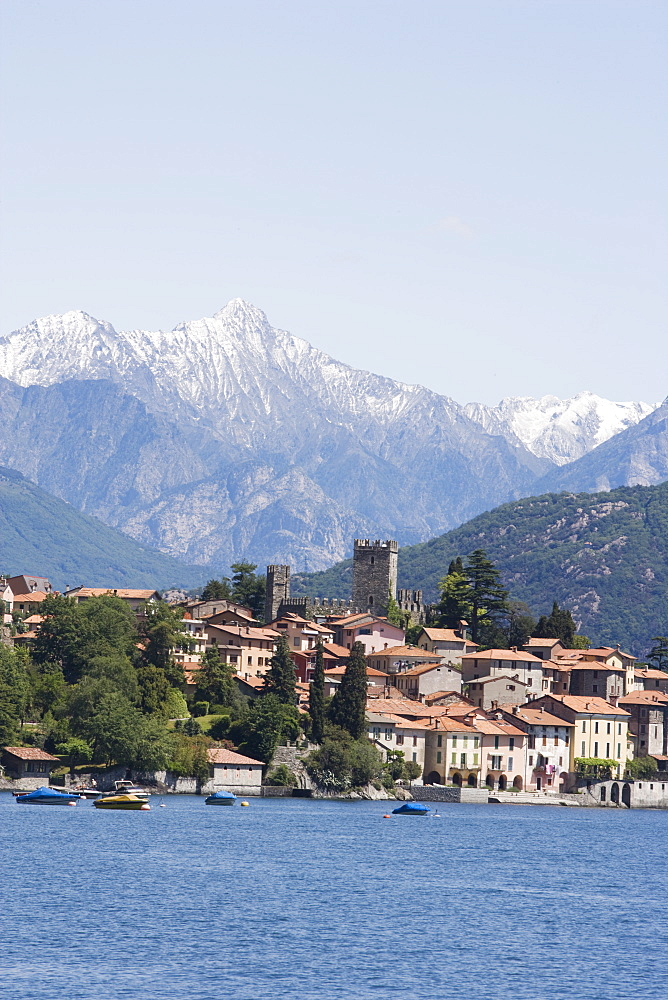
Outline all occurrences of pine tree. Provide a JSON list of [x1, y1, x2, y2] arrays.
[[264, 633, 297, 705], [310, 640, 326, 744], [201, 578, 232, 601], [464, 549, 509, 645], [328, 641, 367, 739], [648, 636, 668, 672], [437, 557, 473, 629], [533, 602, 576, 646]]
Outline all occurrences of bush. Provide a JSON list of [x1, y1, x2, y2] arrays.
[[626, 756, 658, 780], [193, 701, 209, 717], [306, 729, 383, 791], [208, 714, 231, 741], [381, 771, 395, 791], [264, 764, 297, 787]]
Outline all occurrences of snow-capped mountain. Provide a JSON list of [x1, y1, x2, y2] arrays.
[[0, 300, 662, 572], [464, 393, 658, 466]]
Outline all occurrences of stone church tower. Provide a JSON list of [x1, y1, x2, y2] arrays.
[[265, 564, 291, 623], [351, 539, 398, 617]]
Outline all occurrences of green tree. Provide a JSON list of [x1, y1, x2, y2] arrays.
[[403, 760, 423, 784], [264, 633, 297, 705], [534, 602, 577, 646], [201, 578, 233, 601], [437, 557, 473, 629], [138, 600, 187, 687], [464, 549, 509, 645], [230, 562, 266, 618], [55, 737, 92, 774], [507, 601, 536, 648], [309, 641, 326, 744], [229, 693, 300, 763], [328, 641, 367, 739], [625, 756, 657, 780], [80, 692, 144, 765], [196, 646, 238, 708], [647, 637, 668, 672]]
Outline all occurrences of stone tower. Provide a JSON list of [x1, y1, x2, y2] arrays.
[[352, 539, 398, 617], [265, 565, 290, 623]]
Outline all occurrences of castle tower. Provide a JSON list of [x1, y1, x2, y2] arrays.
[[352, 539, 398, 617], [265, 565, 290, 623]]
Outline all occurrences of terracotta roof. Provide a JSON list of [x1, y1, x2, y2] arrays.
[[524, 638, 562, 647], [401, 661, 453, 677], [619, 691, 668, 705], [207, 748, 263, 766], [236, 675, 265, 689], [23, 614, 44, 625], [509, 707, 574, 727], [424, 690, 461, 702], [461, 648, 543, 663], [3, 746, 59, 761], [332, 613, 374, 626], [420, 628, 477, 645], [207, 623, 280, 641], [581, 647, 635, 661], [325, 665, 389, 677], [635, 668, 668, 680], [567, 662, 625, 673], [322, 642, 351, 658], [466, 673, 528, 686], [373, 645, 441, 659], [67, 588, 158, 599], [431, 716, 478, 733], [366, 698, 454, 719], [471, 718, 524, 737], [547, 694, 631, 716], [11, 591, 49, 603]]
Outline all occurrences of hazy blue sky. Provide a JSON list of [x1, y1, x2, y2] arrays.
[[1, 1, 666, 405]]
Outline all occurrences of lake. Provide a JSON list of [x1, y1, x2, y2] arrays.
[[1, 793, 667, 1000]]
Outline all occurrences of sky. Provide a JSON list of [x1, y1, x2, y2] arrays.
[[1, 0, 666, 405]]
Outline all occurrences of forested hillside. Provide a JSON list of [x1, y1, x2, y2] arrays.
[[294, 482, 668, 656], [0, 466, 203, 591]]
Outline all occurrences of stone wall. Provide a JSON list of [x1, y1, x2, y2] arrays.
[[412, 785, 488, 804]]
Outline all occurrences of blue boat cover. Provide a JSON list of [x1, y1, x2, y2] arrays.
[[17, 786, 78, 800], [207, 790, 236, 799], [392, 802, 430, 814]]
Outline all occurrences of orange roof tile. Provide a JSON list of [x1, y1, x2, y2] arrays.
[[3, 746, 59, 761], [461, 648, 543, 663], [207, 748, 263, 766]]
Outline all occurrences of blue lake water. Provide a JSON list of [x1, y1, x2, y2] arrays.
[[1, 793, 667, 1000]]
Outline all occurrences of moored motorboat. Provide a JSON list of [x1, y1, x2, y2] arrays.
[[391, 802, 430, 816], [14, 786, 81, 806], [94, 793, 150, 811], [205, 789, 236, 805]]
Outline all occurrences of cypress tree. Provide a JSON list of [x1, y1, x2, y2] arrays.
[[310, 640, 326, 744], [265, 633, 297, 705], [328, 641, 367, 740]]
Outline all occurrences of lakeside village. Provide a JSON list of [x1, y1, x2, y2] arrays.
[[3, 539, 668, 810]]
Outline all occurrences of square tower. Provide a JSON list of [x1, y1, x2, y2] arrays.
[[352, 539, 398, 616], [265, 565, 290, 623]]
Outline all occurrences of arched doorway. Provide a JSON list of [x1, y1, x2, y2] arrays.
[[486, 773, 494, 789], [600, 786, 607, 802], [610, 782, 619, 804], [426, 771, 441, 785], [498, 774, 507, 791], [467, 773, 477, 787], [559, 772, 568, 791], [622, 783, 631, 808], [452, 772, 462, 787], [513, 775, 523, 790]]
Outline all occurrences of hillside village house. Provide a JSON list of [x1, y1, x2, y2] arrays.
[[501, 704, 576, 792], [6, 574, 53, 597], [269, 613, 335, 652], [392, 660, 463, 700], [63, 587, 160, 612], [292, 642, 349, 683], [527, 694, 632, 782], [474, 715, 527, 791], [206, 748, 264, 795], [461, 648, 547, 698], [330, 613, 405, 653], [325, 665, 390, 698], [366, 712, 429, 771], [416, 626, 478, 664], [466, 673, 530, 710], [10, 591, 51, 616], [205, 623, 279, 681], [367, 645, 441, 674], [1, 747, 60, 784], [179, 598, 256, 621], [619, 690, 668, 758], [634, 668, 668, 694], [423, 716, 481, 787], [522, 637, 566, 660]]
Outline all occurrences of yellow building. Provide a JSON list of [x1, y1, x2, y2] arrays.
[[528, 694, 632, 780]]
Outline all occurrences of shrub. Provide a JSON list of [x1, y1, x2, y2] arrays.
[[264, 764, 297, 787], [193, 701, 209, 717]]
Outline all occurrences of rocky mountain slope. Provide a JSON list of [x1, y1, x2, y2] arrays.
[[464, 392, 657, 466], [0, 299, 662, 574], [0, 466, 203, 592], [295, 481, 668, 656]]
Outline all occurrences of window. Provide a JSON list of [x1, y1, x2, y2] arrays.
[[451, 752, 457, 765], [473, 754, 478, 765], [452, 735, 457, 747], [369, 595, 374, 605], [581, 741, 586, 755], [592, 685, 598, 693], [436, 752, 442, 764], [617, 743, 621, 758], [293, 638, 300, 646], [413, 736, 417, 747], [372, 727, 380, 738], [437, 735, 442, 748], [606, 744, 610, 758], [582, 721, 586, 732], [509, 738, 515, 750], [473, 736, 479, 749], [396, 734, 404, 745], [384, 729, 392, 740], [594, 721, 599, 734], [508, 757, 514, 771], [494, 735, 499, 749], [594, 742, 599, 757], [412, 753, 417, 762], [460, 753, 467, 768], [529, 755, 533, 766], [607, 722, 611, 734], [618, 723, 622, 735], [248, 656, 253, 665], [491, 755, 502, 770], [542, 735, 547, 746]]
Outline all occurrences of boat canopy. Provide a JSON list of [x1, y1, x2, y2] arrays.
[[392, 802, 430, 815], [207, 790, 236, 799], [17, 786, 78, 800]]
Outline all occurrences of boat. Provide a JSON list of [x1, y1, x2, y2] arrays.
[[97, 780, 151, 801], [94, 793, 150, 811], [14, 786, 81, 806], [391, 802, 430, 816], [205, 789, 236, 805]]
